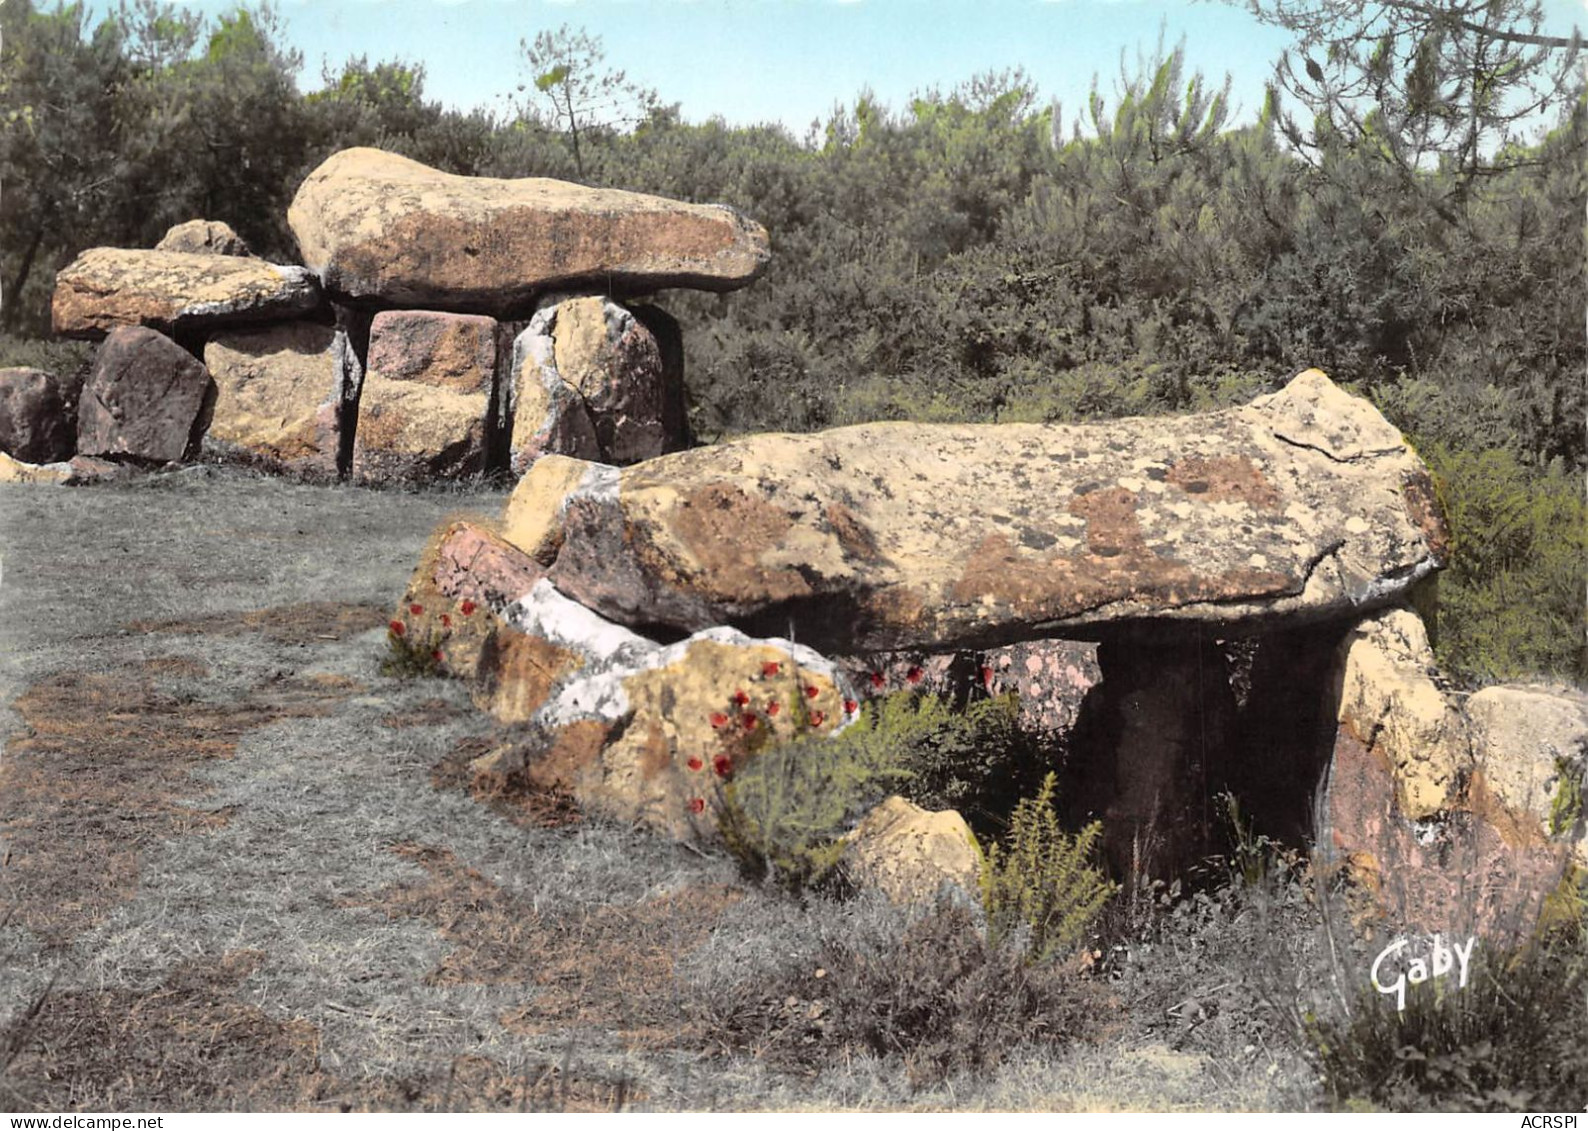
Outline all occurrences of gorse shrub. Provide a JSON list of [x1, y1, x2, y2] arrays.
[[981, 772, 1115, 963], [715, 692, 921, 893], [716, 690, 1028, 894]]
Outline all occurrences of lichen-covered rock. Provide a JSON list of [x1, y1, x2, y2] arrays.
[[366, 310, 498, 394], [501, 454, 610, 564], [203, 321, 355, 476], [288, 147, 770, 312], [498, 579, 858, 843], [1331, 607, 1468, 819], [354, 309, 504, 483], [985, 639, 1101, 736], [391, 520, 548, 681], [52, 248, 321, 339], [1318, 608, 1578, 938], [352, 378, 490, 484], [154, 219, 252, 257], [537, 369, 1448, 652], [0, 367, 75, 463], [0, 451, 73, 484], [840, 795, 982, 905], [1465, 684, 1588, 861], [77, 327, 213, 463], [509, 296, 679, 471]]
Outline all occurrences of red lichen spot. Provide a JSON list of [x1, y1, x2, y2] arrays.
[[741, 713, 759, 730], [713, 754, 733, 777], [762, 661, 781, 677], [709, 712, 730, 728], [906, 666, 924, 685], [767, 700, 781, 717], [733, 689, 750, 706], [689, 798, 705, 815], [810, 710, 826, 728], [980, 665, 995, 690], [869, 671, 886, 689], [460, 600, 477, 616], [409, 603, 424, 616], [687, 756, 704, 771], [440, 614, 452, 629], [432, 650, 444, 663], [805, 685, 820, 699], [389, 620, 405, 636], [844, 698, 859, 715]]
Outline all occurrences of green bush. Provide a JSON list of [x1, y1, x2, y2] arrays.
[[0, 335, 94, 383], [1419, 444, 1587, 684], [715, 692, 920, 893], [981, 772, 1115, 963], [881, 690, 1048, 833], [717, 690, 1031, 894]]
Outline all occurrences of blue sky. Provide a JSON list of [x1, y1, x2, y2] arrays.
[[137, 0, 1588, 135]]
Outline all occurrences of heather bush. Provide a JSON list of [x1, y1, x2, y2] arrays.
[[682, 893, 1108, 1089]]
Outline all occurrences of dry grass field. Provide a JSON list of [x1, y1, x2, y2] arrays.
[[7, 467, 1568, 1113]]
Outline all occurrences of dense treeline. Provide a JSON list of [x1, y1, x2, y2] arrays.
[[1, 0, 1582, 682]]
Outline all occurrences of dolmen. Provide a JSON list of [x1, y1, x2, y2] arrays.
[[9, 148, 768, 483], [392, 367, 1588, 935]]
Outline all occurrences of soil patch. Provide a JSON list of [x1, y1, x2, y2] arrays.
[[356, 843, 742, 1048], [380, 697, 473, 730], [124, 601, 389, 646], [0, 660, 359, 946], [430, 734, 584, 830]]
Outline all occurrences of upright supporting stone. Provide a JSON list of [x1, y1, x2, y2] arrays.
[[630, 303, 691, 454], [1316, 607, 1582, 939], [203, 319, 351, 478], [508, 295, 682, 472], [1094, 636, 1236, 879], [355, 309, 501, 483]]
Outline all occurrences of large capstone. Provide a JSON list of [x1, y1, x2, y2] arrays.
[[508, 369, 1449, 652], [288, 147, 771, 313]]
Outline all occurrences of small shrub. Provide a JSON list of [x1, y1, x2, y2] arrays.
[[715, 692, 930, 893], [813, 901, 1106, 1088], [981, 772, 1115, 963], [717, 690, 1044, 894], [379, 618, 444, 678], [890, 691, 1050, 833], [0, 334, 94, 384]]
